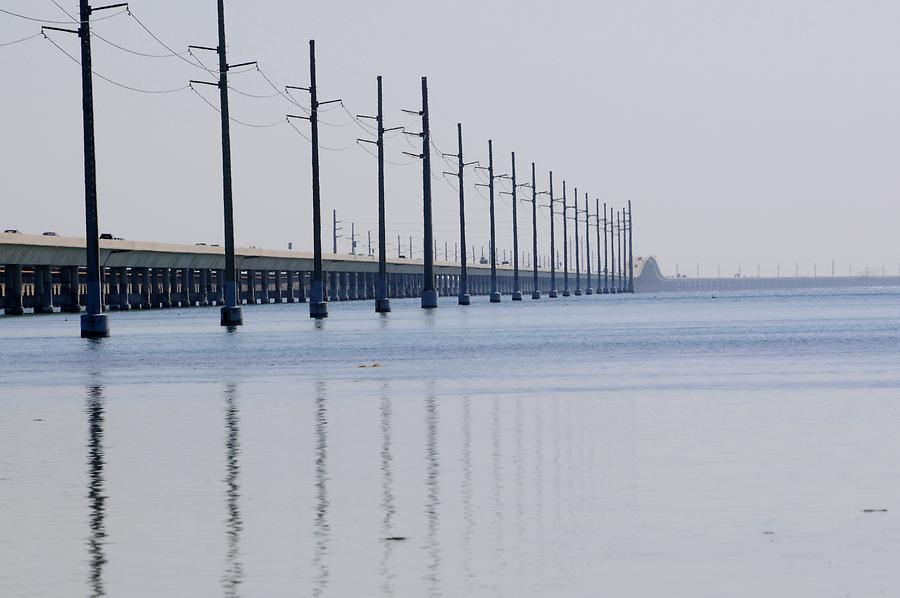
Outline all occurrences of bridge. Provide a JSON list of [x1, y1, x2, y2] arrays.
[[0, 232, 635, 316], [634, 256, 900, 292]]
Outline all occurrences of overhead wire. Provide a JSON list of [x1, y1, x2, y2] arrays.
[[44, 34, 191, 94], [190, 85, 285, 128], [0, 32, 42, 47], [286, 118, 358, 151]]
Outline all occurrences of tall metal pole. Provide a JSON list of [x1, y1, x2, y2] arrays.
[[530, 163, 541, 299], [456, 124, 470, 305], [609, 206, 616, 293], [574, 189, 582, 295], [628, 200, 634, 293], [77, 0, 109, 337], [308, 40, 328, 318], [562, 181, 570, 296], [595, 197, 602, 295], [617, 210, 623, 292], [487, 141, 501, 302], [420, 78, 438, 308], [584, 192, 593, 295], [374, 76, 390, 312], [511, 152, 522, 300], [602, 201, 609, 293], [332, 209, 338, 254], [548, 172, 558, 298], [621, 208, 627, 292]]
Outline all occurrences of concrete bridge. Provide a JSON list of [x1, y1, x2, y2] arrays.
[[0, 232, 633, 315], [634, 256, 900, 293]]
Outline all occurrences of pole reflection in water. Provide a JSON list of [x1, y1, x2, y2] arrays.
[[514, 397, 524, 547], [491, 396, 506, 577], [86, 380, 106, 598], [379, 382, 396, 597], [222, 383, 244, 597], [312, 381, 330, 598], [424, 384, 441, 597], [461, 396, 474, 593]]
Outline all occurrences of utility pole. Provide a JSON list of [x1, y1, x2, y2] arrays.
[[501, 153, 525, 300], [547, 172, 559, 298], [609, 206, 616, 293], [584, 193, 593, 295], [528, 163, 541, 300], [602, 202, 609, 293], [402, 78, 437, 308], [444, 241, 448, 262], [186, 0, 257, 328], [595, 197, 602, 295], [627, 200, 634, 292], [474, 140, 502, 302], [52, 1, 127, 336], [397, 235, 401, 258], [355, 75, 398, 312], [332, 210, 342, 254], [562, 181, 571, 296], [287, 40, 340, 319], [368, 230, 372, 257], [619, 209, 625, 292], [442, 124, 475, 305], [574, 190, 582, 295]]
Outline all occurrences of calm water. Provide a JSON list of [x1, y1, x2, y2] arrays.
[[2, 289, 900, 597]]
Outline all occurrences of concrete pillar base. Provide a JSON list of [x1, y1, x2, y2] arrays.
[[220, 306, 243, 326], [512, 291, 523, 301], [531, 290, 542, 300], [421, 290, 438, 309], [33, 305, 55, 314], [80, 313, 110, 338], [574, 289, 583, 296], [549, 289, 559, 298], [586, 288, 594, 295], [562, 290, 571, 297], [4, 306, 25, 316], [309, 301, 328, 319], [458, 294, 471, 306], [375, 298, 391, 313], [490, 292, 502, 303]]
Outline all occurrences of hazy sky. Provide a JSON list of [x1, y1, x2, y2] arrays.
[[2, 0, 898, 277]]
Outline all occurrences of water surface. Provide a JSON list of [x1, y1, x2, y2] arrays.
[[2, 289, 900, 597]]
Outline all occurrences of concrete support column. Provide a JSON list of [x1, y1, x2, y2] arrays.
[[297, 272, 307, 303], [365, 272, 375, 300], [198, 269, 210, 307], [117, 268, 131, 310], [339, 272, 350, 301], [260, 270, 271, 304], [215, 270, 225, 305], [32, 265, 55, 314], [3, 264, 25, 315], [161, 269, 173, 308], [328, 271, 338, 302], [347, 273, 358, 301], [181, 268, 194, 306], [286, 271, 296, 303], [244, 270, 255, 305], [273, 271, 284, 303], [60, 266, 82, 313]]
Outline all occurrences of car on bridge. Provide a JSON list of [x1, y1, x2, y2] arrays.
[[4, 229, 22, 234], [42, 231, 59, 237]]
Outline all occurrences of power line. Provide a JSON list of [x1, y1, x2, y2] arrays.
[[190, 86, 285, 128], [44, 34, 191, 95], [287, 118, 358, 151], [0, 32, 42, 47], [0, 7, 79, 24], [92, 30, 192, 59]]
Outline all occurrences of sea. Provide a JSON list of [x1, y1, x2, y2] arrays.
[[2, 288, 899, 597]]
